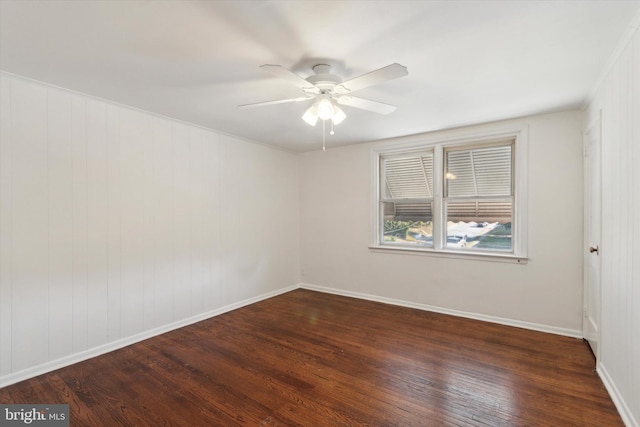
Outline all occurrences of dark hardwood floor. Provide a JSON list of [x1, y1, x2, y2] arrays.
[[1, 289, 622, 426]]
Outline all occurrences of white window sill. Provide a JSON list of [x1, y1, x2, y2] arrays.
[[368, 245, 528, 264]]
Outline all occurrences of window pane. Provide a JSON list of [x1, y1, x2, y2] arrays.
[[446, 145, 512, 197], [382, 202, 433, 246], [382, 153, 433, 199], [446, 201, 512, 251]]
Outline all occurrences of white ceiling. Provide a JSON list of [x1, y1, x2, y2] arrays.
[[1, 1, 639, 152]]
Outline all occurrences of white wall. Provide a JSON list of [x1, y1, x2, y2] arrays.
[[0, 73, 300, 386], [299, 110, 584, 335], [584, 19, 640, 427]]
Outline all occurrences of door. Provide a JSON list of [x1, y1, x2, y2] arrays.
[[583, 115, 601, 358]]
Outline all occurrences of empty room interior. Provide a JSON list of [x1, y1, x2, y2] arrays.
[[1, 1, 640, 426]]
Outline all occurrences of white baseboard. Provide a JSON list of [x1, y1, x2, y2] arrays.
[[299, 283, 583, 339], [0, 284, 298, 388], [597, 362, 638, 427]]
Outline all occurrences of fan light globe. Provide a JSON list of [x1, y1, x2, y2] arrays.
[[317, 98, 334, 120], [331, 106, 346, 125], [302, 104, 318, 126]]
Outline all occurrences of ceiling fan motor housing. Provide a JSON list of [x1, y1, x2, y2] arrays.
[[306, 64, 343, 92]]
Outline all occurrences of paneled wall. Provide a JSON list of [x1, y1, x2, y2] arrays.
[[0, 73, 300, 385], [585, 21, 640, 427]]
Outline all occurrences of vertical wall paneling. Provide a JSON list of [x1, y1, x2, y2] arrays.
[[190, 128, 206, 316], [621, 47, 632, 403], [601, 52, 616, 393], [140, 114, 155, 332], [71, 94, 89, 354], [0, 73, 300, 387], [172, 123, 192, 321], [632, 30, 640, 424], [587, 22, 640, 427], [219, 137, 259, 303], [0, 75, 12, 376], [218, 140, 231, 305], [105, 104, 121, 342], [622, 43, 634, 407], [118, 109, 145, 337], [47, 88, 74, 360], [602, 50, 618, 395], [601, 64, 617, 389], [151, 118, 174, 327], [10, 79, 50, 371], [614, 47, 634, 422], [205, 132, 221, 310], [144, 116, 158, 329], [187, 129, 198, 315], [86, 99, 109, 349], [624, 34, 636, 414]]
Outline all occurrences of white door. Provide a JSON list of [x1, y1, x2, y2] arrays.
[[583, 116, 601, 358]]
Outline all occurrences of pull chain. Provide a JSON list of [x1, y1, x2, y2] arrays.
[[322, 119, 326, 151]]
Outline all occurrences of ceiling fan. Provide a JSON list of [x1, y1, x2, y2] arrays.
[[239, 63, 408, 127]]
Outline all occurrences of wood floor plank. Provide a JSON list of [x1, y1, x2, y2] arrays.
[[0, 289, 623, 426]]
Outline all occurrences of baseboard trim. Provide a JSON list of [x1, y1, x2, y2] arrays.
[[299, 283, 583, 339], [0, 284, 298, 388], [597, 362, 638, 427]]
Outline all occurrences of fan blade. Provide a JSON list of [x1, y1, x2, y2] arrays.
[[336, 96, 397, 114], [238, 97, 311, 109], [260, 64, 321, 95], [334, 63, 408, 94]]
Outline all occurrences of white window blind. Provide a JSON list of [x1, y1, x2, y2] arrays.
[[445, 144, 513, 223], [445, 145, 512, 198], [382, 152, 433, 199]]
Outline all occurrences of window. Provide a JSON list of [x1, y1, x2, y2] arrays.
[[380, 150, 434, 247], [444, 143, 513, 251], [372, 127, 527, 261]]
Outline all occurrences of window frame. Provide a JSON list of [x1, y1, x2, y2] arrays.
[[370, 126, 528, 263]]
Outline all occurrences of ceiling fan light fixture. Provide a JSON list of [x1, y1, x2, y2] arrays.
[[331, 105, 346, 125], [316, 97, 334, 121], [302, 104, 318, 126]]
